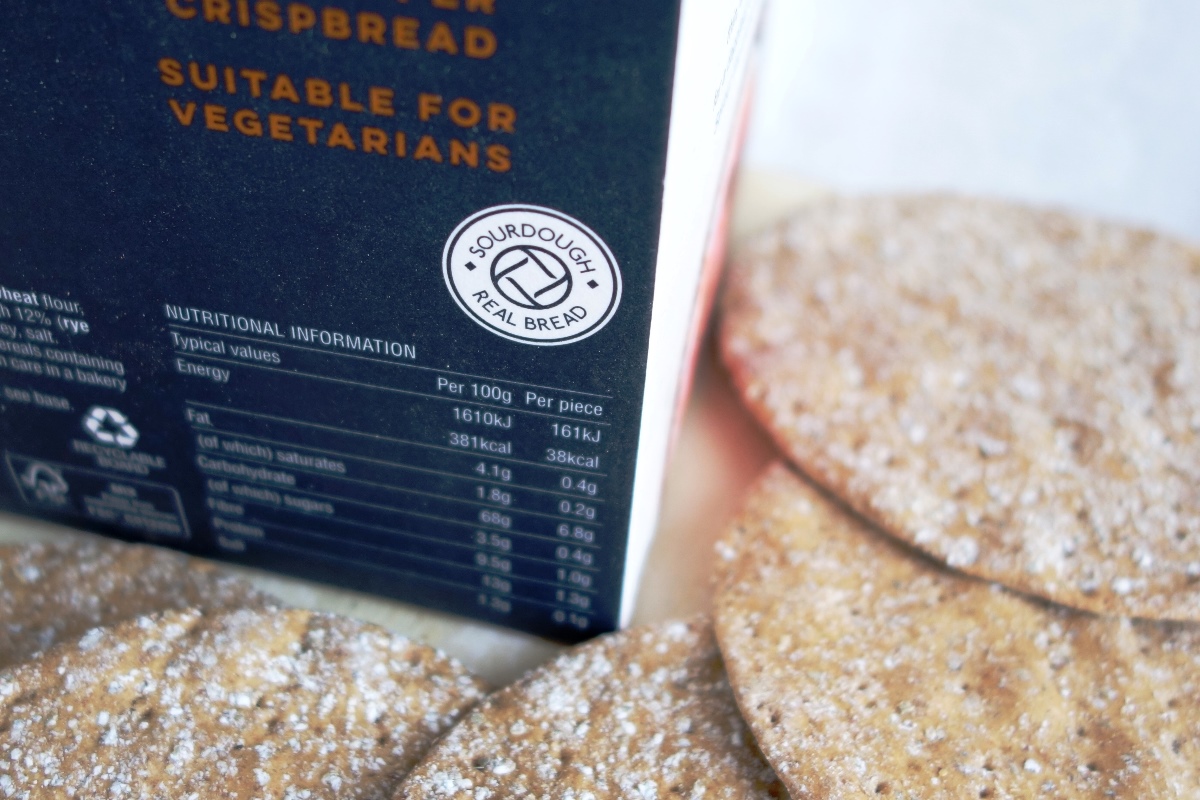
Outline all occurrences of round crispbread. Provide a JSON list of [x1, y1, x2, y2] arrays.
[[0, 606, 487, 798], [720, 194, 1200, 620], [714, 462, 1199, 799], [394, 616, 786, 800], [0, 537, 273, 670]]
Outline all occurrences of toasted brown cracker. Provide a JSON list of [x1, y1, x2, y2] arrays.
[[713, 463, 1199, 799], [720, 194, 1200, 620], [394, 616, 786, 799], [0, 606, 487, 798], [0, 537, 273, 670]]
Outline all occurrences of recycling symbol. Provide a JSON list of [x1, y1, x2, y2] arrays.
[[83, 406, 139, 449]]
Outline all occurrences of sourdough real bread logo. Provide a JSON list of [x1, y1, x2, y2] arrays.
[[443, 205, 622, 345]]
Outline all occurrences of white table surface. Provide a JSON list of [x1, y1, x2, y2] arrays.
[[748, 0, 1200, 241]]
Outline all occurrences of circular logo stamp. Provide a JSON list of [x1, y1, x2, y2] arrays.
[[443, 205, 622, 345]]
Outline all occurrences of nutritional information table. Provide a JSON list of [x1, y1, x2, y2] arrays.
[[170, 322, 619, 638]]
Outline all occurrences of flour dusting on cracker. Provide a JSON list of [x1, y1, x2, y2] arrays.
[[713, 464, 1200, 799], [395, 616, 785, 799], [0, 607, 486, 798], [0, 537, 272, 670], [721, 194, 1200, 620]]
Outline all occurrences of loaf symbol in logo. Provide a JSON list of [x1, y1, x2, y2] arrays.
[[492, 246, 573, 310], [443, 205, 622, 345]]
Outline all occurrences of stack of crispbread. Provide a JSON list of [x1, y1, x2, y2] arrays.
[[0, 537, 486, 798], [714, 464, 1198, 798], [709, 195, 1200, 798], [395, 615, 787, 799], [0, 537, 272, 670], [0, 535, 784, 800]]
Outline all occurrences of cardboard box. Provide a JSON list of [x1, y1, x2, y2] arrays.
[[0, 0, 762, 640]]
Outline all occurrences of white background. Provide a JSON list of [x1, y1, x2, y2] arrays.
[[745, 0, 1200, 240]]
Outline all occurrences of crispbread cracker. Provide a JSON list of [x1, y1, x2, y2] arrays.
[[0, 537, 272, 670], [394, 616, 786, 799], [720, 194, 1200, 620], [714, 463, 1199, 799], [0, 606, 486, 798]]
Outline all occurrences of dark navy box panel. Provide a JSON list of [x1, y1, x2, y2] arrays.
[[0, 0, 681, 642]]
